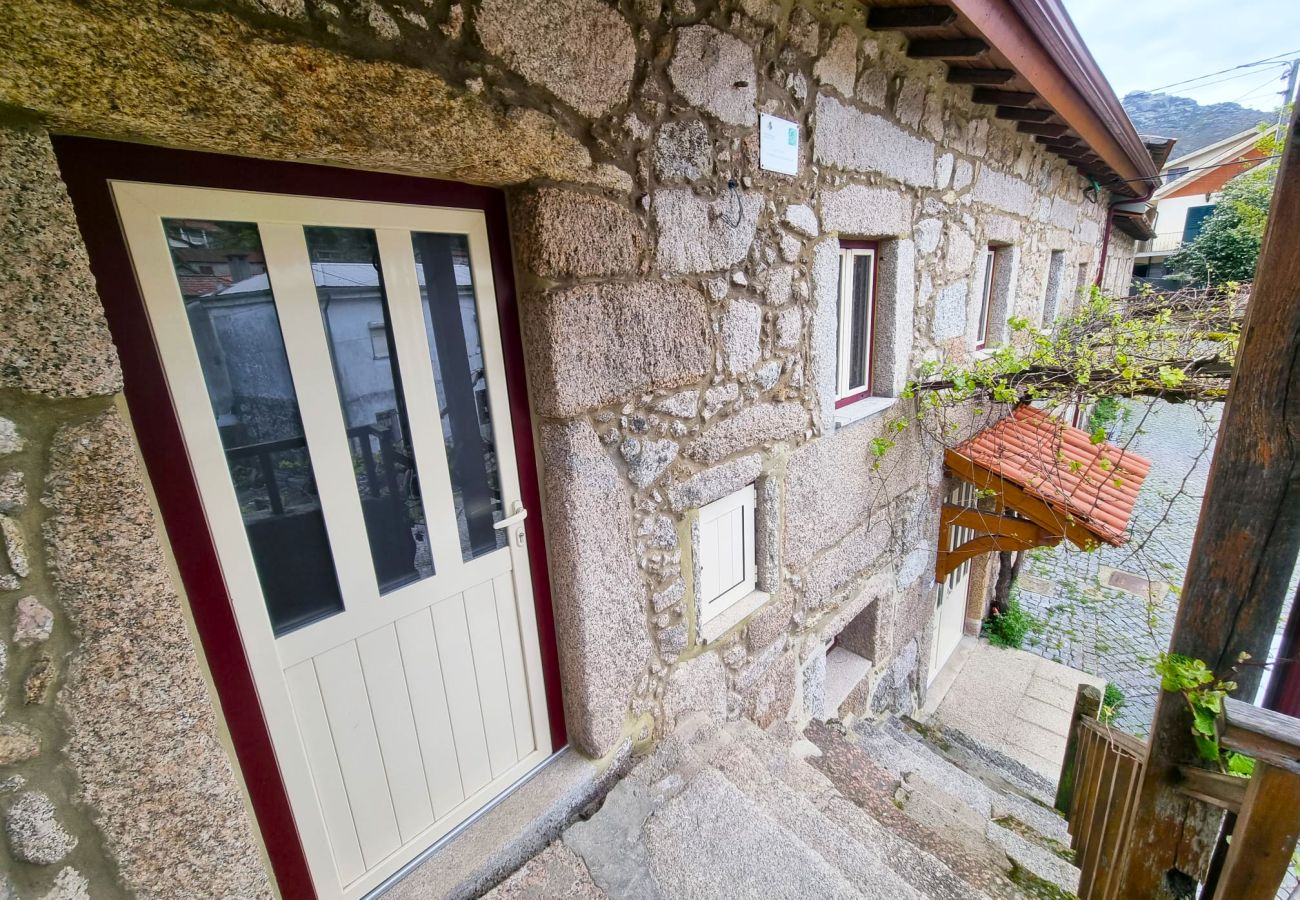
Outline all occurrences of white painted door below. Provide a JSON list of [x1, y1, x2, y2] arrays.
[[930, 482, 975, 684]]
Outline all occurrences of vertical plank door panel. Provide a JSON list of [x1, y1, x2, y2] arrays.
[[464, 579, 520, 777], [285, 660, 366, 886], [493, 573, 536, 759], [431, 594, 494, 795], [396, 608, 466, 819], [314, 642, 402, 868], [356, 624, 435, 841]]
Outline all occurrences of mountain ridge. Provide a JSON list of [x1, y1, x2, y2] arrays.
[[1122, 91, 1273, 157]]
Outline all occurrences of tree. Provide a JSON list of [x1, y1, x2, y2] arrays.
[[1168, 161, 1276, 286]]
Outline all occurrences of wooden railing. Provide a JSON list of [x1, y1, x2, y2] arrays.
[[1056, 685, 1147, 899], [1059, 687, 1300, 899]]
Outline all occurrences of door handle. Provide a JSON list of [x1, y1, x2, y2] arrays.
[[493, 503, 528, 530]]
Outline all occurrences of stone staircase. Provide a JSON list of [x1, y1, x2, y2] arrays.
[[482, 713, 1083, 899]]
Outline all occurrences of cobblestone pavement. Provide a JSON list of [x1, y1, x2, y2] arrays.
[[1012, 400, 1300, 738]]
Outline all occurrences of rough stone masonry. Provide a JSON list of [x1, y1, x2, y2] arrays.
[[0, 0, 1136, 893]]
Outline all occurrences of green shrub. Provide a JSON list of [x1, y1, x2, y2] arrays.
[[983, 597, 1036, 649], [1100, 682, 1125, 724]]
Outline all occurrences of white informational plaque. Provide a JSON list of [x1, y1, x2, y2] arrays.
[[759, 114, 800, 176]]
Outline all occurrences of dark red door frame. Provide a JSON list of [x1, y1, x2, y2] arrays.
[[53, 136, 567, 899]]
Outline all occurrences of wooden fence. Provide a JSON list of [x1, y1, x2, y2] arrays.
[[1058, 687, 1300, 899]]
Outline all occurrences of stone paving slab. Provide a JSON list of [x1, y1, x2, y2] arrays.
[[481, 842, 607, 900], [921, 637, 1103, 783]]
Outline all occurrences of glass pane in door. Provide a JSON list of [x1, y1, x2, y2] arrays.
[[411, 233, 507, 561], [163, 218, 344, 635], [305, 226, 434, 594]]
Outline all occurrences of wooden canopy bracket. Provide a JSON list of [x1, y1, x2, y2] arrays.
[[935, 503, 1063, 582]]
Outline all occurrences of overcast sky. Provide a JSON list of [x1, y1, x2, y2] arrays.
[[1063, 0, 1300, 109]]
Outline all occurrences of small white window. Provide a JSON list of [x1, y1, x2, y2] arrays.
[[976, 247, 996, 349], [697, 483, 758, 625], [836, 244, 877, 405]]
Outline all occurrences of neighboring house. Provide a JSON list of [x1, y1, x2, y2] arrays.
[[1133, 125, 1278, 285], [0, 1, 1158, 898]]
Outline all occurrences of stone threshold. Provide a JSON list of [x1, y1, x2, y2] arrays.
[[374, 741, 630, 900]]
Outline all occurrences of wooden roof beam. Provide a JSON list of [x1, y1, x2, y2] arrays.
[[1036, 135, 1080, 147], [866, 6, 957, 29], [1017, 121, 1070, 137], [996, 106, 1054, 122], [908, 39, 989, 59], [972, 88, 1038, 106], [946, 67, 1016, 84]]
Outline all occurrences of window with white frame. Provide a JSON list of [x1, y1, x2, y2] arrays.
[[836, 243, 877, 406], [975, 246, 996, 349], [696, 483, 758, 626]]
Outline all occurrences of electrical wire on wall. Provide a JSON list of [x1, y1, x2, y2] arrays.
[[720, 178, 744, 228]]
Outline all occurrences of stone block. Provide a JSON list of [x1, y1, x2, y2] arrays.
[[663, 651, 727, 727], [1048, 197, 1079, 231], [874, 239, 915, 396], [684, 403, 806, 463], [817, 568, 893, 649], [720, 299, 762, 374], [809, 240, 840, 429], [667, 454, 762, 512], [983, 214, 1022, 245], [42, 411, 270, 895], [802, 520, 890, 608], [813, 94, 935, 188], [813, 28, 857, 97], [765, 264, 794, 306], [0, 725, 39, 766], [525, 282, 711, 416], [784, 420, 919, 569], [654, 390, 700, 418], [740, 648, 796, 728], [914, 218, 941, 255], [855, 68, 888, 108], [13, 596, 52, 646], [3, 792, 76, 864], [477, 0, 636, 117], [953, 159, 974, 191], [0, 419, 22, 456], [895, 77, 925, 129], [801, 645, 827, 720], [971, 166, 1034, 216], [0, 471, 24, 513], [819, 184, 914, 237], [944, 225, 974, 274], [540, 421, 649, 756], [775, 305, 802, 350], [782, 204, 818, 237], [513, 188, 642, 280], [746, 593, 794, 651], [668, 25, 757, 126], [653, 188, 761, 274], [621, 437, 678, 489], [654, 120, 713, 182], [0, 127, 121, 398], [932, 282, 968, 341]]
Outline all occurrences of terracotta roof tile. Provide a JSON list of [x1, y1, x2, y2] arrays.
[[953, 405, 1151, 546]]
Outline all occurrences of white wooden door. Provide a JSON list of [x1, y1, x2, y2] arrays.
[[930, 482, 975, 684], [113, 183, 552, 899]]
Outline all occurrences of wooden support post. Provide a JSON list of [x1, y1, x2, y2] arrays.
[[1116, 102, 1300, 897], [1055, 683, 1102, 814], [1211, 763, 1300, 899]]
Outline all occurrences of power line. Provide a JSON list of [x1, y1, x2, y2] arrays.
[[1113, 154, 1282, 186], [1138, 49, 1300, 94], [1228, 70, 1291, 105]]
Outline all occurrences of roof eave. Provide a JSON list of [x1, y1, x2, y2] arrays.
[[948, 0, 1159, 194]]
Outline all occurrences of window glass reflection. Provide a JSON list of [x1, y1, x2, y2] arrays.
[[164, 218, 344, 635], [306, 226, 434, 593], [411, 234, 507, 561]]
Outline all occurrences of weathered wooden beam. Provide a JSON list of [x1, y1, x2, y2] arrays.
[[1036, 135, 1079, 148], [1116, 102, 1300, 897], [1211, 763, 1300, 899], [1174, 766, 1247, 813], [946, 67, 1015, 85], [908, 39, 988, 59], [1016, 121, 1070, 137], [1221, 697, 1300, 775], [866, 5, 956, 29], [972, 88, 1037, 106], [995, 106, 1054, 122]]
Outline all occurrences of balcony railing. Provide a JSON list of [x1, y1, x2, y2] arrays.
[[1136, 232, 1185, 255]]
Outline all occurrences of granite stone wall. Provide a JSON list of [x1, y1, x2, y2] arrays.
[[0, 0, 1123, 889]]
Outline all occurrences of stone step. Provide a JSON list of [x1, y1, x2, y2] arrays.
[[883, 720, 1072, 848], [481, 841, 609, 900], [804, 720, 1028, 900]]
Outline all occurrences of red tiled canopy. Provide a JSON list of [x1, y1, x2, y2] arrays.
[[951, 405, 1152, 547]]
